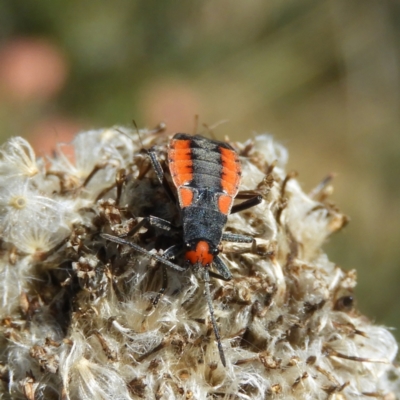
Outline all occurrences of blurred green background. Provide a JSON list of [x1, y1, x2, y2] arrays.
[[0, 1, 399, 340]]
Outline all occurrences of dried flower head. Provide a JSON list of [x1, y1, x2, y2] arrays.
[[0, 127, 398, 399]]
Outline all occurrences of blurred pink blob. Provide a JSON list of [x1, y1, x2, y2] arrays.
[[0, 38, 68, 102], [141, 81, 201, 134], [29, 116, 83, 158]]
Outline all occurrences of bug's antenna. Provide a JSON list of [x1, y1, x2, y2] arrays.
[[132, 119, 145, 149], [203, 268, 226, 367], [202, 122, 216, 140], [202, 120, 229, 140], [208, 119, 229, 131], [116, 121, 166, 148]]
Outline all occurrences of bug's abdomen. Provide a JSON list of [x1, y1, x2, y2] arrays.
[[168, 134, 241, 215]]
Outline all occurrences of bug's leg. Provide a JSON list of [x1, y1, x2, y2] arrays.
[[230, 194, 262, 214], [235, 190, 261, 199], [209, 256, 232, 281], [101, 234, 186, 272], [152, 265, 168, 306], [147, 148, 177, 204], [221, 231, 258, 254], [147, 148, 164, 185], [228, 193, 261, 253], [120, 215, 180, 238], [152, 244, 185, 306], [203, 268, 226, 367], [221, 232, 253, 243], [118, 217, 148, 238]]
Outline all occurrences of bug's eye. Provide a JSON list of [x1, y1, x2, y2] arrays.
[[211, 248, 219, 256]]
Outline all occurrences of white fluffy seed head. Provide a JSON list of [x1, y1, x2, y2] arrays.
[[0, 128, 398, 399], [0, 137, 39, 179]]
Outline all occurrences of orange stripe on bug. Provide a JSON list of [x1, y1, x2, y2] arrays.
[[185, 241, 214, 266], [220, 153, 238, 171], [218, 194, 233, 215], [172, 149, 192, 161], [171, 139, 191, 150], [219, 147, 241, 196], [179, 187, 194, 208], [169, 139, 193, 186]]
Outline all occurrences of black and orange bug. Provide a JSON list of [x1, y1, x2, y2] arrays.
[[102, 133, 262, 366]]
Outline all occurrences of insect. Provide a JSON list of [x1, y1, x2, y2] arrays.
[[102, 133, 262, 366]]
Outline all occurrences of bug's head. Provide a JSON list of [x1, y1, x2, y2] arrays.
[[184, 240, 218, 267]]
